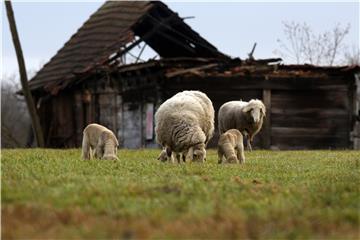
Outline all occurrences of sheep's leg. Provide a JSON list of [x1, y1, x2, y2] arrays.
[[170, 152, 176, 164], [217, 149, 224, 164], [246, 137, 252, 151], [81, 135, 91, 160], [185, 147, 194, 162], [175, 153, 181, 163], [237, 143, 245, 164], [95, 139, 104, 159]]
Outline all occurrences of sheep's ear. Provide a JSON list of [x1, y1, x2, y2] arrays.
[[186, 147, 194, 161], [242, 105, 252, 113], [261, 104, 266, 117], [261, 107, 266, 117]]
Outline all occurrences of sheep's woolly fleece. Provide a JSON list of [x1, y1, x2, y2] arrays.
[[82, 123, 119, 160], [155, 90, 214, 162], [218, 129, 245, 164]]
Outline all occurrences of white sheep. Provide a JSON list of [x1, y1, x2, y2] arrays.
[[218, 129, 245, 164], [82, 123, 119, 160], [218, 99, 266, 151], [155, 90, 215, 163]]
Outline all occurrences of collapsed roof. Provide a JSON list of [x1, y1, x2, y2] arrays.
[[29, 1, 229, 94]]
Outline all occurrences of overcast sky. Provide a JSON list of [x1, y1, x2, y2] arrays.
[[1, 1, 359, 80]]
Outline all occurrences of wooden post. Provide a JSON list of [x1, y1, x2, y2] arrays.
[[353, 74, 360, 149], [5, 1, 45, 147], [74, 92, 84, 146], [263, 87, 271, 149]]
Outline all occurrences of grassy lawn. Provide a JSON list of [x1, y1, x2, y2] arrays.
[[2, 149, 360, 239]]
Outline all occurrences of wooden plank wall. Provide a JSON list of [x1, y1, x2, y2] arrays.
[[352, 73, 360, 149], [98, 87, 118, 135], [47, 93, 76, 147], [271, 89, 350, 149], [122, 102, 142, 148]]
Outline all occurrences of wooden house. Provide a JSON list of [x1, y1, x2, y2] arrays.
[[28, 1, 360, 149]]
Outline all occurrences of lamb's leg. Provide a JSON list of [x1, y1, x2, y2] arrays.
[[95, 139, 104, 159], [237, 143, 246, 164], [217, 148, 224, 164], [81, 134, 91, 160]]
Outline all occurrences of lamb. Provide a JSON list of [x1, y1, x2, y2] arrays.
[[218, 99, 266, 151], [218, 129, 245, 164], [82, 123, 119, 160], [155, 90, 215, 163]]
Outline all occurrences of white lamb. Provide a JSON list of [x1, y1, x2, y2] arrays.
[[218, 99, 266, 151], [82, 123, 119, 160], [218, 129, 245, 164], [155, 90, 215, 163]]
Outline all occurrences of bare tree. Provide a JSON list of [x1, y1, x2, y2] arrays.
[[5, 0, 44, 147], [274, 21, 350, 66], [344, 45, 360, 65], [1, 74, 32, 148]]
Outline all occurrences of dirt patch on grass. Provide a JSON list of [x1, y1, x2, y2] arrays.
[[2, 204, 359, 239]]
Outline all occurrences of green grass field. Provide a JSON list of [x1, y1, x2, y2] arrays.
[[2, 149, 360, 239]]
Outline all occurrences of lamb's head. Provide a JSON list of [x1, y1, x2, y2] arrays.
[[185, 143, 206, 162], [101, 131, 119, 160], [102, 154, 119, 161], [242, 99, 266, 124]]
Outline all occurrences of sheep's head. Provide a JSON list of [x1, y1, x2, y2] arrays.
[[157, 150, 168, 162], [102, 154, 119, 161], [242, 99, 266, 124], [185, 143, 206, 163]]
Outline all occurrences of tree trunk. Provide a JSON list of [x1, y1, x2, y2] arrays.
[[5, 0, 45, 147]]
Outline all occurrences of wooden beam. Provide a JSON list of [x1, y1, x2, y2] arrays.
[[5, 1, 45, 147]]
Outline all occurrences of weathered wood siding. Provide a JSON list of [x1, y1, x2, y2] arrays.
[[271, 89, 350, 149], [39, 92, 76, 147], [122, 102, 142, 148]]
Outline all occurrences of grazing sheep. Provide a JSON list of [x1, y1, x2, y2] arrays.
[[155, 90, 214, 163], [82, 123, 119, 160], [218, 99, 266, 151], [218, 129, 245, 164]]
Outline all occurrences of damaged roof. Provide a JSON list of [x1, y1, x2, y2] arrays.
[[29, 1, 228, 94], [114, 57, 360, 79]]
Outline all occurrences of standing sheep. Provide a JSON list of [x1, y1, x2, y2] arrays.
[[82, 123, 119, 160], [155, 90, 215, 163], [218, 99, 266, 151], [218, 129, 245, 164]]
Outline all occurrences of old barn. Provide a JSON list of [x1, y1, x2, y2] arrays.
[[28, 1, 360, 149]]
